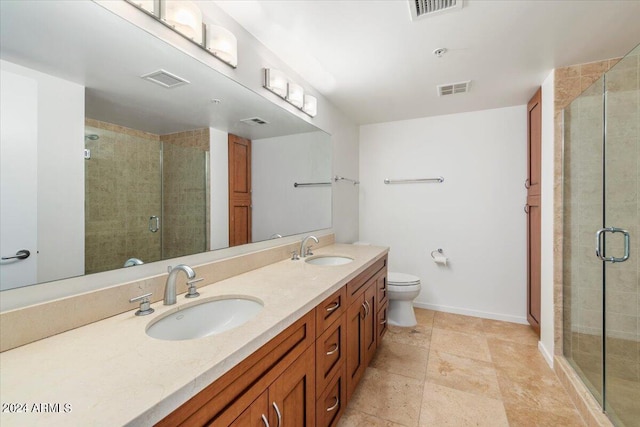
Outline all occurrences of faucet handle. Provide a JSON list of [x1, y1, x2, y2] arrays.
[[305, 245, 314, 256], [185, 278, 204, 298], [129, 292, 154, 316], [291, 250, 300, 261]]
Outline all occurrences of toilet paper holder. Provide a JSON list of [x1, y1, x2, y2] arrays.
[[430, 248, 444, 259]]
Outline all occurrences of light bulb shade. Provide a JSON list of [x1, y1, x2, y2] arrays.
[[207, 25, 238, 67], [303, 95, 318, 117], [264, 68, 288, 98], [164, 0, 203, 43], [286, 82, 304, 108]]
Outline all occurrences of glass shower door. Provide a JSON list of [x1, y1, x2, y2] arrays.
[[602, 44, 639, 427]]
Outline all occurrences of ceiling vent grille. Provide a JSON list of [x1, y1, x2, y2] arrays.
[[437, 81, 471, 96], [140, 69, 190, 88], [410, 0, 463, 20], [240, 117, 270, 126]]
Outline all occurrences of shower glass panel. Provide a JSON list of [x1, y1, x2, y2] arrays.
[[563, 43, 639, 427], [563, 75, 606, 405], [161, 142, 208, 259], [603, 44, 639, 427]]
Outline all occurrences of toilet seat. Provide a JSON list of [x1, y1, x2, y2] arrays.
[[388, 272, 420, 286]]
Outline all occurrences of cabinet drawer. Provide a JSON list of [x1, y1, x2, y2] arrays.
[[375, 269, 388, 307], [316, 364, 346, 427], [316, 287, 346, 334], [377, 302, 389, 343], [347, 256, 387, 303], [316, 314, 346, 396]]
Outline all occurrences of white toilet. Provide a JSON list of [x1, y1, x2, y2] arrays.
[[387, 272, 421, 327]]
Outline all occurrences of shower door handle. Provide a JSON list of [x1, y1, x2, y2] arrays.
[[149, 216, 160, 233], [595, 227, 630, 263]]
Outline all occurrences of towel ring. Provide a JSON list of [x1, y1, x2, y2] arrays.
[[430, 249, 443, 259]]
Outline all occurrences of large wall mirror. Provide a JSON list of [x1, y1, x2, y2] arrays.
[[0, 1, 331, 294]]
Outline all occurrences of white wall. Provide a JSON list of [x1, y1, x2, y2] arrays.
[[252, 132, 332, 241], [539, 71, 556, 366], [1, 60, 85, 285], [209, 128, 229, 251], [359, 106, 528, 323]]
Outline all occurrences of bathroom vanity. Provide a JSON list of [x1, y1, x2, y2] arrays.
[[0, 244, 388, 427]]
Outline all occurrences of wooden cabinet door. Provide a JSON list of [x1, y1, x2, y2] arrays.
[[269, 345, 315, 427], [227, 390, 269, 427], [228, 134, 251, 247], [345, 296, 365, 401], [363, 283, 377, 366]]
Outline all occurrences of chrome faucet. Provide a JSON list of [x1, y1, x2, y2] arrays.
[[164, 264, 195, 305], [300, 235, 319, 258]]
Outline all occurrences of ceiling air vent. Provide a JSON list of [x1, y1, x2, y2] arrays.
[[437, 81, 471, 96], [409, 0, 463, 21], [240, 117, 270, 126], [140, 69, 190, 88]]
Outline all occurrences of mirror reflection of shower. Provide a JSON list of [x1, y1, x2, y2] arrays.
[[83, 120, 208, 274]]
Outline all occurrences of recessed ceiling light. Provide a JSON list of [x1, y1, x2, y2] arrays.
[[210, 99, 222, 104]]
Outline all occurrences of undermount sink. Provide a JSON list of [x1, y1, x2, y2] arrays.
[[305, 255, 354, 266], [146, 297, 263, 341]]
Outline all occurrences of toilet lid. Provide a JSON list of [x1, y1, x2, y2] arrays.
[[388, 272, 420, 286]]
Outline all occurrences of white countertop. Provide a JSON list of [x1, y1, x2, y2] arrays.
[[0, 244, 388, 426]]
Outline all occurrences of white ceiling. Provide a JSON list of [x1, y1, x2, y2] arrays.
[[211, 0, 640, 125]]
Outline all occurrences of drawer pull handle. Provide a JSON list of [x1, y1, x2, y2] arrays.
[[326, 301, 340, 312], [360, 302, 367, 318], [261, 414, 270, 427], [380, 319, 387, 325], [326, 343, 339, 355], [326, 396, 339, 412], [273, 402, 282, 427], [363, 300, 371, 317]]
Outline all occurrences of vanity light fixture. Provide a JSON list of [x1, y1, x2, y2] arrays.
[[163, 0, 203, 42], [125, 0, 238, 69], [263, 68, 317, 118], [206, 25, 238, 67], [286, 82, 304, 108], [264, 68, 288, 98], [302, 95, 317, 117]]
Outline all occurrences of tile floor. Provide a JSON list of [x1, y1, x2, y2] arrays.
[[338, 309, 585, 427]]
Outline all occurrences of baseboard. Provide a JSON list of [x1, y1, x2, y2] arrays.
[[413, 302, 528, 325], [538, 340, 554, 368]]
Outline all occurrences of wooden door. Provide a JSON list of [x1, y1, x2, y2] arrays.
[[269, 345, 315, 427], [228, 134, 252, 246], [526, 89, 542, 335]]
